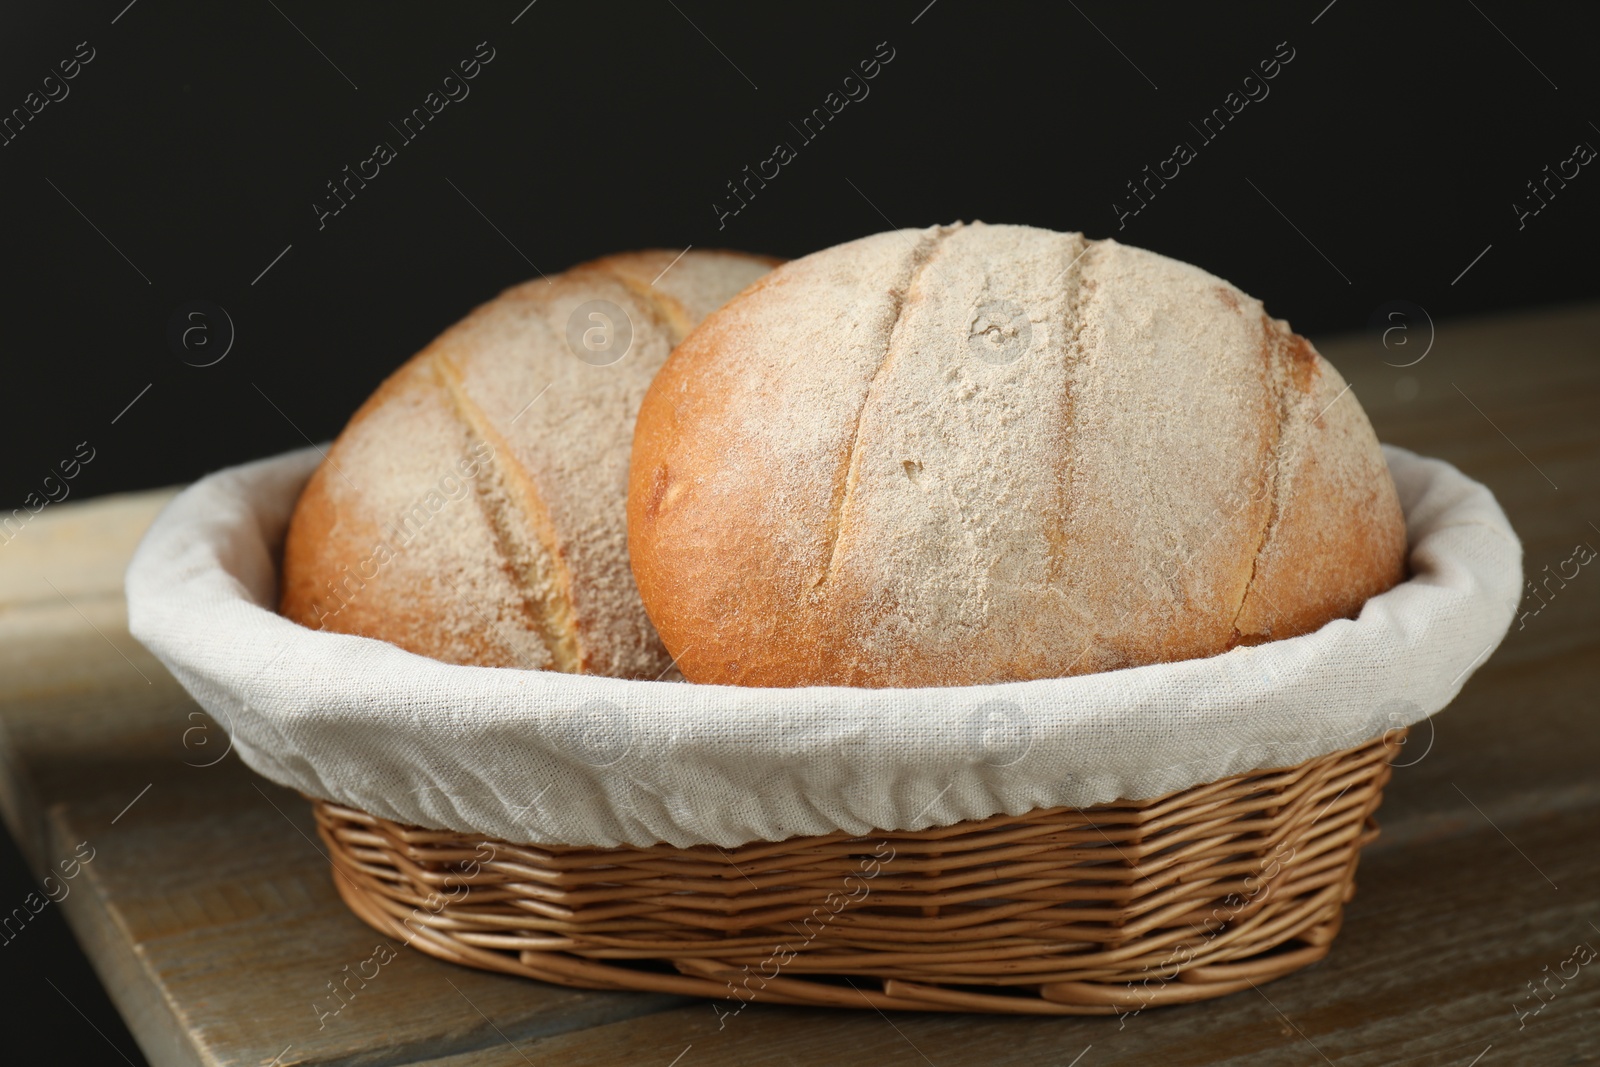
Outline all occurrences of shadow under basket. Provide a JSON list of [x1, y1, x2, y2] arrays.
[[311, 730, 1401, 1015]]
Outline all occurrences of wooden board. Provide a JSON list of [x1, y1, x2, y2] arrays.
[[2, 300, 1598, 1065]]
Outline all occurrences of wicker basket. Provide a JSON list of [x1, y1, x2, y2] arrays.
[[311, 728, 1400, 1014]]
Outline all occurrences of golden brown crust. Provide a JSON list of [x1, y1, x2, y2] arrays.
[[280, 249, 777, 675], [627, 223, 1407, 688], [1230, 320, 1408, 643]]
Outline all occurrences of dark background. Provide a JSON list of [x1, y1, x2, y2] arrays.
[[1, 1, 1596, 1061], [5, 1, 1600, 512]]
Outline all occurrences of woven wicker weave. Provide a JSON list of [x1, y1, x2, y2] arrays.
[[312, 729, 1400, 1014]]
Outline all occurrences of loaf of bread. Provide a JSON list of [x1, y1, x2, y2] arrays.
[[280, 249, 777, 676], [628, 222, 1407, 688]]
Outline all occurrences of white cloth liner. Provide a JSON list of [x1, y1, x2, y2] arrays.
[[126, 445, 1521, 849]]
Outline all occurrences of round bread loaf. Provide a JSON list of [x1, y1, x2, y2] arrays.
[[628, 222, 1407, 688], [280, 249, 777, 676]]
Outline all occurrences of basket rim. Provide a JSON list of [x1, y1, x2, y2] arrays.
[[125, 443, 1518, 849]]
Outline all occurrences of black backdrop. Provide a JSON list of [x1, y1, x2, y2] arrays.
[[4, 1, 1599, 508], [1, 2, 1598, 1061]]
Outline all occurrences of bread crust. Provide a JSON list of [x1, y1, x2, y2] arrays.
[[627, 223, 1406, 688], [279, 249, 778, 676]]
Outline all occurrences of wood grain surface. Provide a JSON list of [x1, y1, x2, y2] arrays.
[[1, 300, 1596, 1066]]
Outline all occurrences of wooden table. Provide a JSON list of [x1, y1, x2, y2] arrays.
[[3, 301, 1598, 1066]]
